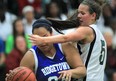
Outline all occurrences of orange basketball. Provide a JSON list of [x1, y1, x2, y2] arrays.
[[6, 66, 36, 81]]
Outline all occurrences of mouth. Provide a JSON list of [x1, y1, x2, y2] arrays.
[[78, 19, 82, 22], [79, 18, 82, 22], [40, 45, 48, 48], [79, 20, 83, 24]]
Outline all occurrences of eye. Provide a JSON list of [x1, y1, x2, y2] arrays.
[[78, 11, 85, 16], [42, 32, 50, 37], [43, 34, 48, 37], [80, 12, 85, 15]]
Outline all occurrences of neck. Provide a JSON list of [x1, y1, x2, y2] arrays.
[[91, 20, 96, 24]]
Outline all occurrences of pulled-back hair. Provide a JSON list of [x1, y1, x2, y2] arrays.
[[32, 19, 53, 34], [81, 0, 101, 20], [47, 18, 80, 34], [47, 0, 101, 34]]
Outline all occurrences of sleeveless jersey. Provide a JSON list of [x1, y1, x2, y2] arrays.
[[77, 24, 107, 81], [30, 44, 70, 81]]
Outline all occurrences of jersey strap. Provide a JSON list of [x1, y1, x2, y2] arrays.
[[83, 27, 96, 81]]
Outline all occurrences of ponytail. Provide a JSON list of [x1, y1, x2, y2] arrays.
[[47, 17, 80, 34]]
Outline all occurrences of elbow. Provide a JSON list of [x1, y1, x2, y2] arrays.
[[74, 66, 87, 79], [80, 67, 86, 78], [79, 66, 86, 78]]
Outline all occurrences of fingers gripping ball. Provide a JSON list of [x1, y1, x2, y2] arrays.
[[6, 67, 36, 81]]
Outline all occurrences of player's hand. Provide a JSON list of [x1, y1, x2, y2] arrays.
[[5, 70, 13, 81], [29, 35, 43, 45], [58, 70, 72, 81]]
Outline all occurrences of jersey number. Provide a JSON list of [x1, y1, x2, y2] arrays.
[[48, 76, 58, 81], [99, 40, 106, 65]]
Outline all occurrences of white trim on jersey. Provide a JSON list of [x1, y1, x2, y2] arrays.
[[29, 44, 64, 75], [30, 48, 38, 74], [58, 43, 64, 54]]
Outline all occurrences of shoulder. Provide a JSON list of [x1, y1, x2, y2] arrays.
[[21, 50, 35, 62], [7, 35, 13, 40], [77, 26, 93, 33], [24, 34, 30, 41], [77, 26, 95, 39], [25, 34, 29, 38], [7, 49, 20, 58], [73, 26, 94, 39], [20, 50, 35, 71], [61, 42, 77, 53], [10, 49, 19, 54], [61, 42, 73, 47], [24, 50, 34, 58], [5, 35, 14, 45]]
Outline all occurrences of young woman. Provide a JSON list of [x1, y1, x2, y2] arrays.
[[5, 18, 31, 54], [19, 19, 86, 81], [5, 35, 28, 73], [29, 0, 107, 81]]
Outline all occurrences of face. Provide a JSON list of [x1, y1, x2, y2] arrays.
[[15, 20, 24, 34], [33, 27, 53, 52], [49, 3, 59, 16], [16, 36, 27, 53], [111, 0, 116, 8], [103, 5, 112, 17], [25, 11, 34, 21], [77, 4, 96, 26]]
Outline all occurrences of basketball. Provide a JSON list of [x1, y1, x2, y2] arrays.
[[6, 66, 36, 81]]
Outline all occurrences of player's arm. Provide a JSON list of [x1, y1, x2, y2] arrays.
[[6, 51, 36, 81], [59, 42, 86, 79], [20, 50, 35, 72], [29, 26, 94, 44]]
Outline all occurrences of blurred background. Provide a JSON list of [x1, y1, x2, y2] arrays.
[[0, 0, 116, 81]]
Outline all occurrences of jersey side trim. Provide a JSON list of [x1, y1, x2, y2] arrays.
[[83, 27, 96, 81]]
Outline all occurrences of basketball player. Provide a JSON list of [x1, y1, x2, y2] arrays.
[[19, 19, 86, 81], [29, 0, 107, 81]]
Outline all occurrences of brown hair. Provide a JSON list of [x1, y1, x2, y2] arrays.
[[81, 0, 101, 20], [47, 0, 102, 34]]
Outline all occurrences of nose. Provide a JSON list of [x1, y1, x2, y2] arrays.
[[77, 13, 82, 18]]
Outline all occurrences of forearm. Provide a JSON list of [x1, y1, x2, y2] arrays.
[[70, 66, 86, 78], [43, 34, 68, 43]]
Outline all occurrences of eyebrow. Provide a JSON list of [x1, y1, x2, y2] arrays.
[[43, 32, 49, 37]]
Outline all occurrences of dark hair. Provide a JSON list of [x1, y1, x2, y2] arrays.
[[81, 0, 101, 20], [93, 0, 105, 6], [46, 15, 80, 34], [44, 2, 61, 19], [12, 18, 25, 40], [48, 18, 79, 28], [32, 19, 53, 34], [0, 2, 6, 22], [45, 0, 101, 34]]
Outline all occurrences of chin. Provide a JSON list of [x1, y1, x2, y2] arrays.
[[80, 22, 84, 25], [42, 47, 50, 51]]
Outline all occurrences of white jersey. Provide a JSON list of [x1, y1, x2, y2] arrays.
[[77, 24, 107, 81]]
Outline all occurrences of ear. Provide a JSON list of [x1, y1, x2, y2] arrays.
[[91, 12, 96, 20]]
